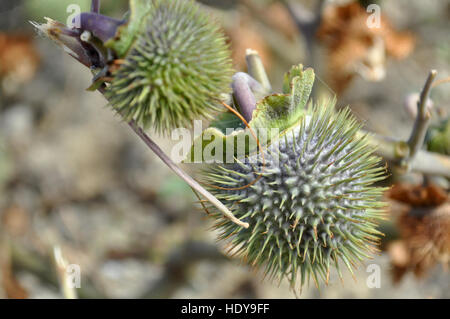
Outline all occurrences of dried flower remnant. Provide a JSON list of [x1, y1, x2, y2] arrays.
[[316, 2, 415, 94], [0, 33, 40, 92], [387, 183, 450, 283]]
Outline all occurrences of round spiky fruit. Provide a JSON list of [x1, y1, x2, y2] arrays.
[[204, 103, 387, 290], [105, 0, 233, 133]]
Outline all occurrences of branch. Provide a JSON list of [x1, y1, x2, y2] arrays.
[[362, 132, 450, 178], [410, 150, 450, 177], [407, 70, 437, 160], [356, 70, 450, 178], [127, 120, 249, 229], [33, 15, 248, 229]]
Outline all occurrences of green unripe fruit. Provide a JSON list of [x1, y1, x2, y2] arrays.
[[204, 103, 387, 290], [105, 0, 233, 133]]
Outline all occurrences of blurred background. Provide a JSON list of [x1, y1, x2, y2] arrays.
[[0, 0, 448, 298]]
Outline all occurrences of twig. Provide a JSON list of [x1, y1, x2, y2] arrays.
[[409, 150, 450, 177], [407, 70, 437, 160], [33, 1, 247, 229], [358, 70, 450, 177], [127, 120, 249, 229], [361, 132, 450, 178], [361, 133, 410, 161], [432, 76, 450, 88]]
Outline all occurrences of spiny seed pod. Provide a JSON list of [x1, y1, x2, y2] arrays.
[[105, 0, 233, 133], [32, 0, 233, 133], [204, 102, 387, 290]]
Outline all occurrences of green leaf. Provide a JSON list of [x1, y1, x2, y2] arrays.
[[105, 0, 152, 57], [184, 65, 315, 163]]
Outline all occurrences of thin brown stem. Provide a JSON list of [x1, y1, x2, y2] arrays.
[[52, 246, 77, 299]]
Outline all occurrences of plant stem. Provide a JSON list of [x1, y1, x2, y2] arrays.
[[356, 70, 450, 177], [407, 70, 437, 160], [127, 120, 249, 229]]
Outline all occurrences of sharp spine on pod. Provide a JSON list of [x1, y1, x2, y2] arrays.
[[199, 63, 387, 291]]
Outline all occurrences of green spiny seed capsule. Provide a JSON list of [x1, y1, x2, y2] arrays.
[[105, 0, 233, 133], [204, 102, 387, 290]]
